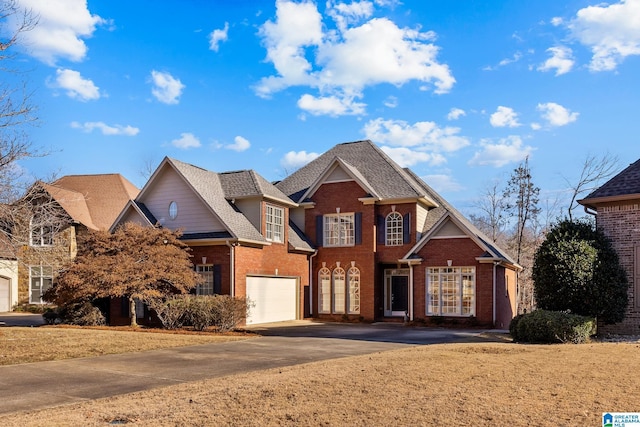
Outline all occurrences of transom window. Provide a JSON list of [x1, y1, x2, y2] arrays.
[[386, 211, 403, 246], [324, 213, 354, 247], [265, 204, 284, 243], [426, 267, 475, 316], [30, 266, 53, 304]]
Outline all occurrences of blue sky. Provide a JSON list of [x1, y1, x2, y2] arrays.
[[6, 0, 640, 217]]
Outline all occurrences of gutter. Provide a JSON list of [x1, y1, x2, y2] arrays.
[[308, 250, 318, 316]]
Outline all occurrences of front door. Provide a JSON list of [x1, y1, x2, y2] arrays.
[[384, 269, 409, 317]]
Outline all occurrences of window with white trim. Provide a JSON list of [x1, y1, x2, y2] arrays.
[[347, 266, 360, 314], [196, 265, 214, 295], [265, 204, 284, 243], [385, 211, 403, 246], [30, 266, 53, 304], [30, 216, 54, 247], [332, 267, 346, 314], [318, 267, 331, 314], [324, 213, 354, 247], [426, 267, 475, 316]]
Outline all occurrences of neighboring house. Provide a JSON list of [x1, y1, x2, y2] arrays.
[[111, 157, 314, 326], [276, 140, 520, 327], [5, 174, 139, 309], [579, 159, 640, 334], [0, 232, 18, 312]]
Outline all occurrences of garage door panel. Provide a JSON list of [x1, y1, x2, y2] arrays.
[[0, 277, 10, 312], [246, 276, 297, 325]]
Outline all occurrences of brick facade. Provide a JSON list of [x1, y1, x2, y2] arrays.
[[594, 203, 640, 334]]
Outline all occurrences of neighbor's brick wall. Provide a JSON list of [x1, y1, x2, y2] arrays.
[[595, 203, 640, 335]]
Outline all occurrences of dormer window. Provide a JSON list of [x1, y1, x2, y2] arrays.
[[265, 204, 284, 243]]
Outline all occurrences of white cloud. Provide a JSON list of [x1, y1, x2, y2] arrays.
[[256, 1, 454, 116], [490, 106, 520, 128], [537, 102, 579, 127], [209, 22, 229, 51], [50, 68, 100, 101], [422, 174, 464, 193], [447, 107, 466, 121], [281, 150, 320, 169], [363, 118, 470, 152], [10, 0, 106, 65], [551, 17, 563, 26], [380, 146, 446, 167], [150, 70, 185, 105], [171, 133, 201, 149], [297, 93, 366, 116], [383, 96, 398, 108], [225, 136, 251, 152], [538, 46, 574, 76], [469, 136, 535, 167], [70, 121, 139, 136], [568, 0, 640, 71]]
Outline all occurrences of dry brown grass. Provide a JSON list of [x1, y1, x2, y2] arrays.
[[3, 341, 640, 426], [0, 326, 251, 365]]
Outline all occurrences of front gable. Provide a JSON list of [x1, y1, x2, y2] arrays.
[[138, 163, 227, 234], [298, 158, 379, 204]]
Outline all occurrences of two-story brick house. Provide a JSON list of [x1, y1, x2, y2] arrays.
[[579, 159, 640, 334], [1, 174, 139, 309], [276, 140, 520, 327], [111, 157, 314, 326]]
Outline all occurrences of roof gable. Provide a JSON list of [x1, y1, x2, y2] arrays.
[[580, 159, 640, 204], [218, 170, 296, 206], [276, 140, 437, 206], [298, 157, 380, 203]]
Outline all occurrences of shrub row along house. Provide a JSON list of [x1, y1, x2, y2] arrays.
[[1, 140, 521, 328]]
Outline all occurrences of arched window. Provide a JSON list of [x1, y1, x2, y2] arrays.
[[386, 211, 403, 246], [318, 267, 331, 314], [332, 267, 346, 314], [347, 266, 360, 314]]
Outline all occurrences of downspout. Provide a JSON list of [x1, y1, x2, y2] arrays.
[[309, 250, 318, 316], [492, 261, 499, 327], [409, 263, 414, 321], [226, 241, 235, 298]]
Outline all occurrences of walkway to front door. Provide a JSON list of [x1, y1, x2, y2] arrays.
[[384, 268, 409, 317]]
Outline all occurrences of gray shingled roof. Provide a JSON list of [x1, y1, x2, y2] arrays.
[[219, 170, 296, 205], [288, 221, 314, 252], [276, 140, 438, 204], [581, 159, 640, 201], [168, 158, 267, 243]]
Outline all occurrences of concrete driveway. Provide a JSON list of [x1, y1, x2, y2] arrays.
[[0, 312, 45, 327], [0, 319, 505, 415]]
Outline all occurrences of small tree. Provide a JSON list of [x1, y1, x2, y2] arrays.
[[46, 222, 203, 326], [532, 219, 628, 324]]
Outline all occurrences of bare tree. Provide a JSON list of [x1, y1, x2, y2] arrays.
[[0, 1, 40, 203], [564, 153, 620, 221], [469, 179, 507, 243]]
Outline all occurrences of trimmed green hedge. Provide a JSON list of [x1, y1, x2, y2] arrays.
[[509, 310, 595, 344]]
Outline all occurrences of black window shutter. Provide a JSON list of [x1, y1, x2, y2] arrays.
[[121, 297, 129, 317], [355, 212, 362, 245], [377, 215, 385, 244], [213, 264, 222, 294], [403, 212, 411, 244], [316, 215, 324, 246]]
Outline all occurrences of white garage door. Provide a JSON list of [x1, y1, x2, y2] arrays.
[[245, 276, 298, 325], [0, 276, 10, 313]]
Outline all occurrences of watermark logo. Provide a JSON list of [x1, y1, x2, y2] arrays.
[[603, 413, 640, 427]]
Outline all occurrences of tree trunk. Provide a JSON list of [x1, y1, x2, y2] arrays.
[[129, 296, 138, 327]]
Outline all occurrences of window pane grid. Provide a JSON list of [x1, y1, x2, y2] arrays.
[[266, 205, 284, 243], [318, 268, 331, 314], [347, 267, 360, 314], [196, 265, 214, 295], [324, 213, 354, 247], [332, 267, 346, 314], [426, 267, 475, 316], [386, 212, 403, 246]]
